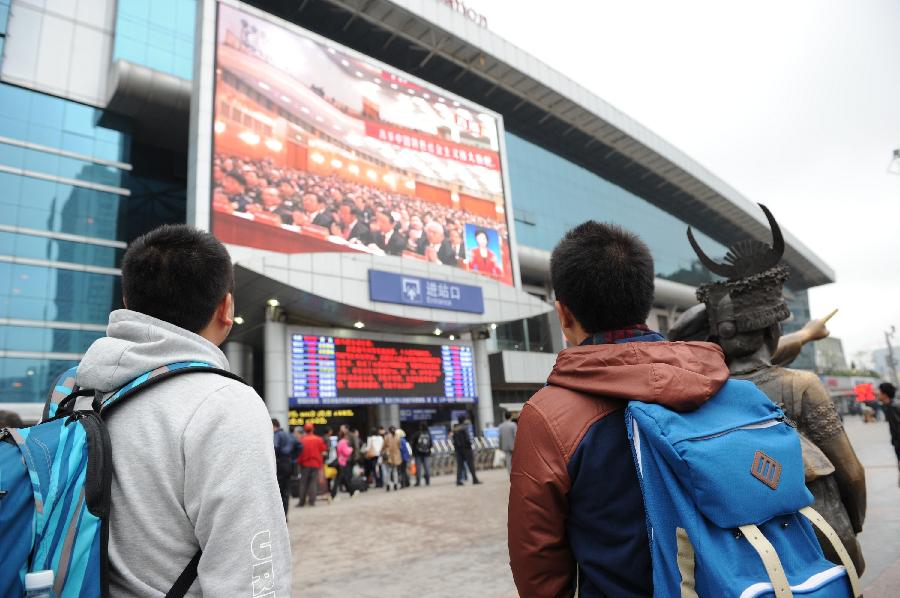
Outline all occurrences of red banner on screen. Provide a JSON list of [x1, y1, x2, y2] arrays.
[[364, 121, 500, 170]]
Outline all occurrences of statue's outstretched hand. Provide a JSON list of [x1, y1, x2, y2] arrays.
[[800, 308, 838, 343]]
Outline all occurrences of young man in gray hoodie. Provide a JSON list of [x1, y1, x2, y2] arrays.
[[75, 224, 291, 596]]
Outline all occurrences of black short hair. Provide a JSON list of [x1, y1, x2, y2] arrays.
[[550, 221, 654, 333], [378, 210, 395, 224], [271, 418, 281, 428], [880, 382, 896, 399], [122, 225, 234, 333], [504, 411, 512, 420], [474, 228, 488, 239]]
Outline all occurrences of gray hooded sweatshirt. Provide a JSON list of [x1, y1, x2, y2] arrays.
[[76, 310, 292, 597]]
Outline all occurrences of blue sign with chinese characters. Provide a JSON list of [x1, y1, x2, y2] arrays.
[[368, 270, 485, 314]]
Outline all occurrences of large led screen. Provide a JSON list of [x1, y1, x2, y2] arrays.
[[290, 334, 476, 407], [211, 2, 514, 285]]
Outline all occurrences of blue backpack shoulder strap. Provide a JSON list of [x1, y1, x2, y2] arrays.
[[100, 361, 246, 414]]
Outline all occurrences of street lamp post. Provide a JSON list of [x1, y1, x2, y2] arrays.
[[885, 326, 899, 386]]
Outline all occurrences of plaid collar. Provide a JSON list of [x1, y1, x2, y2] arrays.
[[580, 324, 666, 346]]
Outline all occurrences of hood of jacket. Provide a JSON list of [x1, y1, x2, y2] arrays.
[[546, 341, 729, 412], [76, 309, 229, 392]]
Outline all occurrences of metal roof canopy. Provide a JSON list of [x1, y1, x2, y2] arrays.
[[249, 0, 833, 289]]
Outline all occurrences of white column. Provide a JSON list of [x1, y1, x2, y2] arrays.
[[223, 342, 247, 379], [472, 335, 495, 432], [264, 315, 289, 429], [375, 404, 400, 428]]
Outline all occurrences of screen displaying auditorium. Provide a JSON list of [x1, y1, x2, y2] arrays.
[[211, 2, 514, 284]]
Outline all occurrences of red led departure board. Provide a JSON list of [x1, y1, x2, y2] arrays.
[[290, 334, 476, 406]]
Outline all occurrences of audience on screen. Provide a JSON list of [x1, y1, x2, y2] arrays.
[[212, 155, 508, 277]]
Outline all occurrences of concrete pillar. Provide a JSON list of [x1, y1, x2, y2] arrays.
[[223, 341, 249, 379], [472, 335, 495, 433], [375, 404, 400, 428], [264, 314, 289, 429]]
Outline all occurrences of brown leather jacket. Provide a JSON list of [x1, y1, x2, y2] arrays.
[[508, 341, 729, 597]]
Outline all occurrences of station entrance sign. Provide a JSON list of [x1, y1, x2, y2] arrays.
[[368, 270, 485, 314]]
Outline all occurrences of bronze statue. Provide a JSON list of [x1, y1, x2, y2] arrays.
[[669, 205, 867, 574]]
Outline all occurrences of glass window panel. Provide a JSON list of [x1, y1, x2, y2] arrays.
[[0, 231, 13, 254], [0, 113, 28, 141], [0, 84, 30, 122], [0, 142, 24, 169], [0, 4, 9, 34], [147, 28, 175, 51], [118, 0, 150, 19], [0, 357, 80, 404], [0, 172, 22, 206], [0, 232, 120, 267], [63, 103, 97, 138], [60, 132, 94, 157], [22, 147, 60, 174], [2, 326, 50, 352], [92, 139, 122, 163], [146, 46, 174, 73], [0, 205, 16, 227], [505, 132, 727, 286], [28, 92, 65, 132], [11, 264, 52, 298], [11, 233, 53, 261], [114, 35, 147, 64], [27, 123, 63, 149], [0, 326, 103, 353], [17, 206, 54, 231], [0, 267, 116, 324], [20, 177, 58, 210], [173, 57, 193, 80]]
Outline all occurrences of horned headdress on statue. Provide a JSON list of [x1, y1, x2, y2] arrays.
[[669, 204, 791, 344]]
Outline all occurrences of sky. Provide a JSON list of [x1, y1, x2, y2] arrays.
[[469, 0, 900, 363]]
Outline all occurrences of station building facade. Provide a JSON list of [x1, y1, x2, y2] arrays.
[[0, 0, 834, 431]]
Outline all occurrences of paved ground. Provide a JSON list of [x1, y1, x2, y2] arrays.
[[288, 469, 516, 597], [848, 416, 900, 595], [288, 417, 899, 597]]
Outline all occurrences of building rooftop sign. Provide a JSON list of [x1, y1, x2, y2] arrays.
[[437, 0, 488, 28]]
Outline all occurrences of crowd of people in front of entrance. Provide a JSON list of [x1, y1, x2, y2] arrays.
[[271, 412, 517, 511]]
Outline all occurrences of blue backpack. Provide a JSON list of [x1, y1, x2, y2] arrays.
[[0, 362, 244, 597], [626, 379, 861, 598]]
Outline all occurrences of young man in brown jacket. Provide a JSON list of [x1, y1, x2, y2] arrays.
[[508, 222, 730, 597]]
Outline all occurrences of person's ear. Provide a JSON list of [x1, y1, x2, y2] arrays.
[[555, 300, 574, 330], [218, 292, 234, 328]]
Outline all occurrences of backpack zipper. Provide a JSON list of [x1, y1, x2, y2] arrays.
[[687, 416, 785, 442]]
